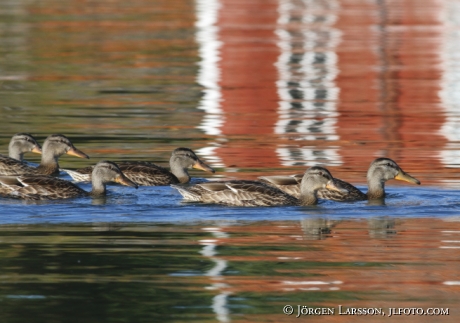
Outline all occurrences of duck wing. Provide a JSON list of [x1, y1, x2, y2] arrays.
[[62, 161, 177, 186], [62, 166, 93, 182], [173, 180, 298, 207], [118, 161, 179, 186], [258, 174, 302, 198], [0, 155, 39, 176], [0, 175, 87, 200], [317, 178, 367, 201]]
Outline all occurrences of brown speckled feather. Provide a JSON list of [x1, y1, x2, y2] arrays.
[[62, 166, 92, 182], [259, 174, 367, 201], [258, 174, 303, 197], [0, 175, 88, 200], [172, 180, 299, 207], [0, 156, 44, 176], [317, 179, 367, 201], [63, 147, 215, 186], [173, 166, 347, 206], [65, 161, 179, 186], [118, 162, 179, 186], [0, 161, 138, 200]]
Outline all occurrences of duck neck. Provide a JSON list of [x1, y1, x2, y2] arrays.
[[9, 150, 23, 161], [91, 176, 107, 196], [367, 177, 385, 199], [299, 186, 319, 206], [8, 141, 26, 161], [37, 152, 60, 175], [170, 161, 190, 183]]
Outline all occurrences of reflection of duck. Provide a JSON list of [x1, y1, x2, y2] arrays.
[[0, 161, 137, 200], [367, 217, 396, 239], [259, 158, 420, 202], [0, 133, 42, 175], [0, 134, 88, 176], [300, 217, 338, 240], [63, 148, 215, 186], [172, 166, 347, 207]]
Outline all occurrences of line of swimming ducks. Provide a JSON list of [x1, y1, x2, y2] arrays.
[[0, 133, 421, 206]]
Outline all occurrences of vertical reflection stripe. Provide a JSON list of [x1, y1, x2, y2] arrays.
[[195, 0, 224, 135], [439, 1, 460, 167], [275, 0, 342, 167]]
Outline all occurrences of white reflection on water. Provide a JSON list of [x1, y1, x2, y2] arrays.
[[196, 145, 225, 169], [200, 227, 231, 323], [195, 0, 224, 136], [194, 0, 343, 169], [275, 0, 342, 166], [276, 145, 342, 167], [282, 280, 342, 292], [442, 228, 460, 285], [439, 1, 460, 167]]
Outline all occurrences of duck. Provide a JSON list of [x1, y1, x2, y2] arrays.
[[62, 147, 215, 186], [258, 158, 420, 202], [171, 166, 348, 207], [0, 161, 138, 200], [1, 133, 42, 161], [0, 133, 43, 174], [0, 134, 89, 176]]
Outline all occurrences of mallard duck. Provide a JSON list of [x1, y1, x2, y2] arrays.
[[0, 133, 43, 175], [259, 158, 420, 202], [0, 161, 138, 200], [171, 166, 347, 207], [1, 133, 42, 161], [63, 147, 215, 186], [0, 134, 89, 176]]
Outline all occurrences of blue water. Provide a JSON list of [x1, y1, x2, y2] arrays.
[[1, 180, 457, 225]]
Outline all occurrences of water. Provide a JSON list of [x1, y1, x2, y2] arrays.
[[1, 0, 460, 321]]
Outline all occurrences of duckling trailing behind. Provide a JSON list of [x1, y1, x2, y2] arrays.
[[172, 166, 347, 207], [258, 158, 420, 202], [0, 161, 138, 200], [0, 134, 88, 176], [63, 147, 215, 186]]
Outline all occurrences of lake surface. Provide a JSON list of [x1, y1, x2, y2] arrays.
[[1, 0, 460, 322]]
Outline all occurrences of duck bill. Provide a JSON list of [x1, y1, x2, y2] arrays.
[[192, 160, 215, 173], [31, 146, 42, 154], [326, 180, 348, 194], [395, 170, 421, 185], [115, 175, 139, 189], [66, 147, 90, 159]]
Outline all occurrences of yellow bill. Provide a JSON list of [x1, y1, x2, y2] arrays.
[[326, 180, 348, 194], [192, 160, 215, 173], [31, 146, 42, 154], [395, 170, 421, 185], [115, 174, 138, 189], [66, 147, 90, 159]]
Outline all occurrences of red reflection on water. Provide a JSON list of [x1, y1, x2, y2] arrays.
[[203, 218, 460, 322], [214, 0, 281, 168], [198, 0, 452, 185], [335, 0, 447, 183]]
